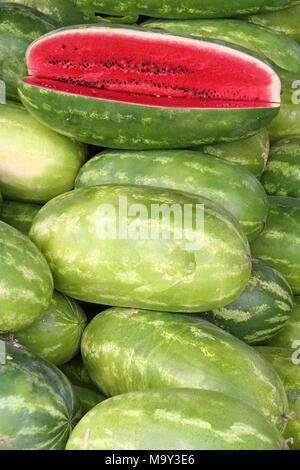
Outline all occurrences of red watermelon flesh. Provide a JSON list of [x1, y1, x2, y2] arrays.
[[24, 26, 281, 109]]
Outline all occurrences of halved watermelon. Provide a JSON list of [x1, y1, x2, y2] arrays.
[[18, 25, 281, 149]]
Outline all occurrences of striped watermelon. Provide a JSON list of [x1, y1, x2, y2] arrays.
[[59, 355, 98, 392], [0, 221, 53, 333], [269, 296, 300, 348], [247, 5, 300, 44], [0, 102, 87, 203], [142, 18, 300, 72], [81, 308, 288, 431], [18, 25, 280, 150], [69, 0, 300, 20], [66, 388, 284, 450], [14, 291, 87, 366], [75, 149, 269, 241], [74, 386, 106, 417], [256, 346, 300, 450], [0, 200, 41, 235], [251, 196, 300, 294], [29, 185, 251, 313], [0, 3, 59, 101], [261, 137, 300, 198], [7, 1, 85, 26], [0, 340, 81, 450], [268, 68, 300, 142], [193, 129, 270, 179], [201, 257, 294, 345]]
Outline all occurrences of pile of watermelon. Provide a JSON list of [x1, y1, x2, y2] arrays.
[[1, 0, 300, 451]]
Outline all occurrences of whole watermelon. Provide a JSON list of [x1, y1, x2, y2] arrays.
[[0, 340, 81, 450], [261, 137, 300, 198], [0, 200, 41, 235], [256, 347, 300, 450], [66, 388, 284, 450], [81, 308, 288, 431], [268, 68, 300, 142], [0, 221, 53, 332], [75, 149, 269, 241], [0, 102, 87, 203], [6, 1, 84, 26], [251, 196, 300, 294], [29, 185, 252, 313], [269, 296, 300, 348], [193, 129, 270, 179], [201, 257, 294, 344], [70, 0, 300, 21], [15, 291, 88, 366], [247, 5, 300, 44], [0, 3, 59, 101]]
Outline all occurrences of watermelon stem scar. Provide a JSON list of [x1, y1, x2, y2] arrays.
[[24, 26, 280, 109]]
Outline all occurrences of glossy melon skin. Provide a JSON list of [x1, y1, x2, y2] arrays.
[[0, 341, 81, 450], [19, 78, 279, 150], [261, 137, 300, 197], [29, 185, 251, 313], [268, 68, 300, 142], [70, 0, 300, 20], [0, 200, 41, 235], [0, 3, 59, 101], [143, 18, 300, 72], [7, 0, 85, 26], [256, 347, 300, 450], [269, 296, 300, 348], [251, 196, 300, 294], [66, 388, 284, 451], [0, 221, 53, 333], [201, 258, 294, 345], [81, 308, 288, 431], [0, 102, 87, 203], [193, 129, 270, 179], [15, 291, 88, 366], [247, 5, 300, 44], [75, 149, 269, 241]]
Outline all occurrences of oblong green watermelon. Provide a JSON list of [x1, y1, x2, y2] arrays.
[[74, 386, 106, 417], [81, 308, 288, 431], [7, 0, 85, 26], [0, 102, 87, 203], [0, 200, 41, 235], [256, 346, 300, 450], [29, 185, 252, 313], [66, 388, 284, 450], [261, 137, 300, 197], [15, 291, 87, 366], [59, 355, 98, 392], [0, 3, 59, 101], [0, 221, 53, 333], [268, 296, 300, 348], [247, 5, 300, 44], [75, 149, 269, 241], [18, 25, 280, 150], [201, 257, 294, 344], [251, 196, 300, 294], [193, 129, 270, 179], [0, 340, 81, 450], [268, 68, 300, 142], [68, 0, 300, 21], [142, 18, 300, 73]]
